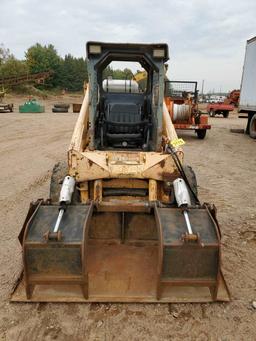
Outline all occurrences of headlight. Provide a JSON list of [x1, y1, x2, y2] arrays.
[[153, 49, 165, 58], [89, 45, 102, 54]]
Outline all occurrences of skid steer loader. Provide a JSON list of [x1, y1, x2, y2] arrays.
[[12, 42, 230, 303]]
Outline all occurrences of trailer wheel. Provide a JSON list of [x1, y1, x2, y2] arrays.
[[196, 129, 206, 139], [49, 161, 80, 204], [209, 110, 215, 117], [223, 111, 229, 118], [249, 113, 256, 139]]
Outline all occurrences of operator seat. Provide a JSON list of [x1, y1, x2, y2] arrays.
[[100, 102, 150, 149]]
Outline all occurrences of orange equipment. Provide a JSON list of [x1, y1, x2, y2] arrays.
[[224, 89, 240, 107], [165, 81, 210, 139]]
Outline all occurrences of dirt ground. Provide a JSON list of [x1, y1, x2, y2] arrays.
[[0, 95, 256, 341]]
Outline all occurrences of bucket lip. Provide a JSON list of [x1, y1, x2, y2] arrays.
[[10, 270, 230, 303]]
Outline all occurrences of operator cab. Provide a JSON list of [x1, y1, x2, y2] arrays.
[[86, 42, 169, 151], [99, 62, 150, 150]]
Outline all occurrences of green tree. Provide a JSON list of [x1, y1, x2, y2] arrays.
[[0, 44, 28, 80], [25, 43, 61, 87], [0, 44, 11, 65], [122, 68, 133, 80], [58, 54, 88, 91], [102, 65, 114, 79], [0, 56, 28, 77], [103, 66, 133, 80]]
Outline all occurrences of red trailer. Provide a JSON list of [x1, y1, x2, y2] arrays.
[[207, 103, 234, 118]]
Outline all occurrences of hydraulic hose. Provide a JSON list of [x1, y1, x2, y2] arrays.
[[165, 145, 200, 205]]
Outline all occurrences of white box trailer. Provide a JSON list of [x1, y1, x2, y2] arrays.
[[239, 36, 256, 138]]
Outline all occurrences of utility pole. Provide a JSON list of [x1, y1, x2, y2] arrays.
[[201, 79, 204, 97]]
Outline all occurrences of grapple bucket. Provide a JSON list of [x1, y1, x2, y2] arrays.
[[12, 200, 230, 302]]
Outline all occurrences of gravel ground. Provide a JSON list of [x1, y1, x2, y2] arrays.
[[0, 96, 255, 340]]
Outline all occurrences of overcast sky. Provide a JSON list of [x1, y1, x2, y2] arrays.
[[1, 0, 255, 92]]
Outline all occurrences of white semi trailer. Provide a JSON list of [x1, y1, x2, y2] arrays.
[[239, 36, 256, 138]]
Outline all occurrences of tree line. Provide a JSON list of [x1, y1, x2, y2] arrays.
[[0, 43, 134, 91]]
